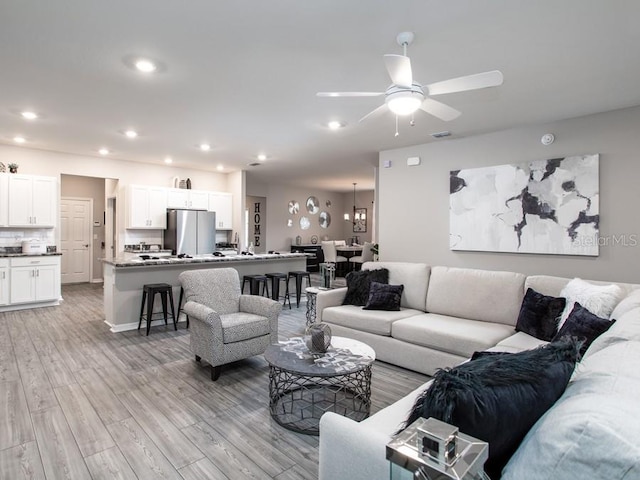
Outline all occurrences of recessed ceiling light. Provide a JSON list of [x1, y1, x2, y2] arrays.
[[199, 143, 211, 151], [164, 157, 173, 164], [134, 59, 157, 73], [21, 111, 38, 120], [216, 165, 224, 171], [13, 136, 26, 144], [98, 148, 110, 155], [257, 153, 267, 161], [124, 130, 138, 138], [327, 121, 345, 130]]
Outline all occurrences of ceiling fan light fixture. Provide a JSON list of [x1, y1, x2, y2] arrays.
[[386, 92, 422, 116]]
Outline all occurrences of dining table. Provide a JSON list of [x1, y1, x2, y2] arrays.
[[336, 245, 363, 259]]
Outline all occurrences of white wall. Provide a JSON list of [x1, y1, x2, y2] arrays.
[[378, 105, 640, 283]]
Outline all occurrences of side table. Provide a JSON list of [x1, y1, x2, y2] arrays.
[[305, 286, 321, 326]]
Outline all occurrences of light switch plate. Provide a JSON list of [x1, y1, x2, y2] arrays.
[[383, 160, 392, 168], [407, 156, 421, 166]]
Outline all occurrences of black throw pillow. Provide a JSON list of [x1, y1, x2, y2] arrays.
[[553, 302, 615, 356], [401, 339, 580, 480], [342, 268, 389, 306], [515, 288, 566, 341], [363, 282, 404, 311]]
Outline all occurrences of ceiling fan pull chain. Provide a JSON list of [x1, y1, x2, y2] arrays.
[[395, 115, 399, 137]]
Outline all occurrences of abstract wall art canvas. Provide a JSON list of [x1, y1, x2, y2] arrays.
[[450, 154, 599, 256]]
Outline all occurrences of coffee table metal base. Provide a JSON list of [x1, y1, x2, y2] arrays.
[[268, 364, 372, 435]]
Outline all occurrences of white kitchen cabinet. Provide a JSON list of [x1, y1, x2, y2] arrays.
[[0, 174, 7, 227], [126, 185, 167, 229], [167, 188, 209, 210], [8, 174, 57, 227], [0, 259, 8, 306], [9, 256, 61, 305], [208, 192, 233, 229]]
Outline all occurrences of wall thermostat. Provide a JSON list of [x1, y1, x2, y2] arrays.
[[541, 133, 555, 145]]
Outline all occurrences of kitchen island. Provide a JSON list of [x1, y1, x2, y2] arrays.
[[103, 253, 308, 332]]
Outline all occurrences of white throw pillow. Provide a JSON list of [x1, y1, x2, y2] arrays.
[[610, 289, 640, 320], [558, 278, 623, 329]]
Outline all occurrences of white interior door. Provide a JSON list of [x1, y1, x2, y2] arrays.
[[60, 197, 92, 284]]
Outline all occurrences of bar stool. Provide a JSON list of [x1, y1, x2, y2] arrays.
[[177, 286, 189, 329], [241, 274, 270, 297], [138, 283, 176, 336], [265, 272, 291, 309], [288, 270, 312, 308]]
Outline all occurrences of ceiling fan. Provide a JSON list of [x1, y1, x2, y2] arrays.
[[317, 32, 504, 129]]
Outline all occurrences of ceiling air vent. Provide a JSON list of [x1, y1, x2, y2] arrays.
[[431, 131, 451, 139], [247, 162, 261, 167]]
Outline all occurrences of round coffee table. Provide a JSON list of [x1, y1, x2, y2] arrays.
[[264, 336, 375, 435]]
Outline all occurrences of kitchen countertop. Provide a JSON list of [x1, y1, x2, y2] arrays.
[[0, 252, 62, 258], [102, 252, 308, 268]]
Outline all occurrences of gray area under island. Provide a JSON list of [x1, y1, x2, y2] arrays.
[[103, 253, 308, 332]]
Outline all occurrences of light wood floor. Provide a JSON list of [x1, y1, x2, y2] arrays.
[[0, 282, 429, 480]]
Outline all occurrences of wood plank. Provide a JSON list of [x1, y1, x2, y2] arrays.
[[0, 441, 46, 480], [31, 406, 92, 480], [0, 380, 35, 450], [118, 389, 204, 469], [73, 368, 129, 425], [54, 383, 115, 457], [93, 365, 138, 395], [181, 421, 272, 480], [137, 380, 201, 429], [0, 323, 20, 382], [84, 446, 137, 480], [106, 417, 183, 480], [177, 457, 229, 480]]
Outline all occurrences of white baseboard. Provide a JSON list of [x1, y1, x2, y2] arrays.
[[91, 279, 104, 284], [0, 299, 61, 313], [106, 316, 187, 333]]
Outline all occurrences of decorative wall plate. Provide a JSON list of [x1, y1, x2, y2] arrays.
[[306, 196, 320, 214], [319, 211, 331, 228], [300, 216, 311, 230], [288, 200, 299, 214]]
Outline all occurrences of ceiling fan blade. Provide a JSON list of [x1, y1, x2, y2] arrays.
[[384, 54, 412, 88], [426, 70, 504, 96], [316, 91, 383, 97], [419, 98, 461, 122], [359, 104, 388, 123]]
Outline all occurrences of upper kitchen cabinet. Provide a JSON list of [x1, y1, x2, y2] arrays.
[[167, 188, 209, 210], [208, 192, 233, 229], [0, 174, 7, 226], [126, 185, 167, 229], [8, 174, 57, 227]]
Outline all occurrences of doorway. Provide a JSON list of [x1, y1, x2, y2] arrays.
[[60, 197, 93, 284]]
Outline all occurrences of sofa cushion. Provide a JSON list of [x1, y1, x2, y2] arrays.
[[503, 340, 640, 480], [363, 262, 430, 311], [321, 305, 422, 336], [492, 331, 548, 353], [391, 313, 515, 358], [342, 268, 389, 306], [220, 312, 271, 343], [402, 339, 580, 480], [609, 288, 640, 320], [553, 302, 615, 355], [363, 282, 404, 311], [525, 274, 635, 299], [515, 288, 566, 341], [426, 266, 526, 325], [558, 278, 623, 328]]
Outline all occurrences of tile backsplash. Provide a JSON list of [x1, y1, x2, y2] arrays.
[[0, 228, 55, 247]]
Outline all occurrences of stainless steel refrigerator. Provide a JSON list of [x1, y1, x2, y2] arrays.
[[165, 209, 216, 255]]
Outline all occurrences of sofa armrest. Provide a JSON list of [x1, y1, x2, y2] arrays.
[[316, 287, 348, 323], [239, 294, 282, 343], [319, 412, 392, 480]]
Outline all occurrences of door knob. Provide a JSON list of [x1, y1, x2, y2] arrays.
[[83, 244, 89, 248]]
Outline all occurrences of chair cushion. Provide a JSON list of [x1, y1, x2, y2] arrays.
[[322, 305, 422, 336], [392, 313, 515, 357], [220, 312, 271, 343]]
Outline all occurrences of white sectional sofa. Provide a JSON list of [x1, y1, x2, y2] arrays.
[[317, 262, 640, 480]]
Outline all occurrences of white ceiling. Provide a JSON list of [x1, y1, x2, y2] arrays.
[[1, 1, 639, 192]]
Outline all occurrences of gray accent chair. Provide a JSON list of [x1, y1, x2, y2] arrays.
[[179, 268, 281, 380]]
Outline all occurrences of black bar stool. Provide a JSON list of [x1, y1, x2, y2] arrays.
[[241, 274, 270, 297], [288, 271, 311, 308], [265, 272, 291, 309], [138, 283, 176, 335], [178, 286, 189, 329]]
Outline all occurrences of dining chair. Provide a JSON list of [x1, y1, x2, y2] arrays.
[[348, 241, 375, 271]]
